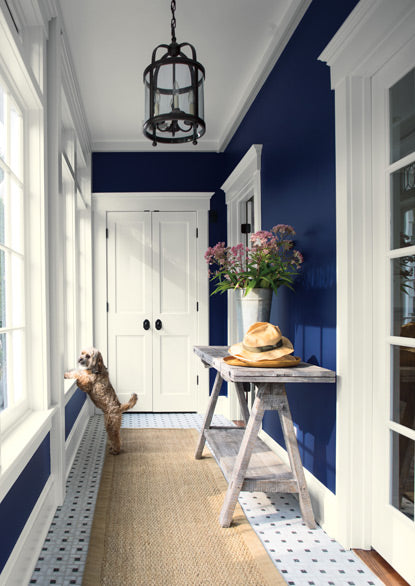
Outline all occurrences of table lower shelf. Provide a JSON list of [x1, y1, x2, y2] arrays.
[[204, 427, 299, 493]]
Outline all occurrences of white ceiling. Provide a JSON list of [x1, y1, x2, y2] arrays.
[[57, 0, 310, 152]]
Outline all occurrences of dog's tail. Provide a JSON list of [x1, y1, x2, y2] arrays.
[[120, 393, 138, 413]]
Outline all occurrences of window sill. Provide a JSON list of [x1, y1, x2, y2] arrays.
[[0, 407, 56, 502], [64, 378, 78, 403]]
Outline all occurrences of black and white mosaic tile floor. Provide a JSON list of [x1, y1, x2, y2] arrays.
[[30, 414, 383, 586]]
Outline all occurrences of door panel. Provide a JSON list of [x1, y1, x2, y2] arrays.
[[152, 212, 197, 411], [107, 212, 153, 410]]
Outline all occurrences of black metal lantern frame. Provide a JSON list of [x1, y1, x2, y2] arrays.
[[143, 1, 206, 146]]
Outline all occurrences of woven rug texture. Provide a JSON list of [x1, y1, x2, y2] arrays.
[[82, 428, 286, 585]]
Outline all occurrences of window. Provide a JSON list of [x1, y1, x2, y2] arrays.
[[61, 103, 91, 375], [0, 74, 26, 421]]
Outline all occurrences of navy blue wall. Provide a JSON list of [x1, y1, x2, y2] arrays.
[[92, 0, 360, 492], [93, 151, 231, 346], [224, 0, 359, 492], [65, 387, 87, 439], [0, 435, 50, 572]]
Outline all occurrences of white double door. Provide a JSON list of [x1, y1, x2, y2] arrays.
[[107, 210, 198, 412]]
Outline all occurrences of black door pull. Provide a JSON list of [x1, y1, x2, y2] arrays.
[[155, 319, 162, 330], [143, 319, 150, 330]]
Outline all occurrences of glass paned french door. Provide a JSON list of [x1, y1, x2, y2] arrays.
[[372, 41, 415, 584]]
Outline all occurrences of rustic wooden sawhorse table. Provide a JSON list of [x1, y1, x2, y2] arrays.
[[194, 346, 336, 528]]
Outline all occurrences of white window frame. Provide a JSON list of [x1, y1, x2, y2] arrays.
[[0, 12, 47, 437]]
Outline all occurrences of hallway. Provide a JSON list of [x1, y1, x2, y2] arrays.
[[30, 414, 382, 586]]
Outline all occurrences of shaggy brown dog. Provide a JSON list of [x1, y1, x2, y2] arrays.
[[64, 347, 137, 454]]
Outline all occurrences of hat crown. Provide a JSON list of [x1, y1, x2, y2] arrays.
[[243, 322, 282, 349]]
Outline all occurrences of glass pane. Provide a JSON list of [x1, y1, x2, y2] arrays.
[[10, 104, 22, 179], [11, 254, 24, 326], [391, 163, 415, 250], [392, 256, 415, 334], [391, 431, 414, 521], [0, 332, 7, 412], [0, 82, 5, 163], [0, 249, 6, 329], [10, 179, 23, 253], [392, 345, 415, 430], [390, 68, 415, 164], [11, 329, 24, 403]]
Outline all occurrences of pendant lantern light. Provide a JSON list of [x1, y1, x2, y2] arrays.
[[143, 0, 206, 146]]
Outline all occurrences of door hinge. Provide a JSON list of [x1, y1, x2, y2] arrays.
[[196, 301, 199, 312], [241, 223, 251, 234], [106, 228, 109, 238], [196, 227, 199, 238], [197, 375, 199, 385], [106, 301, 109, 312]]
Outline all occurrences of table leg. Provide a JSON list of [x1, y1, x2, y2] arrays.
[[194, 371, 223, 459], [278, 391, 316, 529], [234, 382, 250, 424], [219, 384, 268, 527]]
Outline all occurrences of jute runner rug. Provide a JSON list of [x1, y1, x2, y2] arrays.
[[83, 428, 286, 585]]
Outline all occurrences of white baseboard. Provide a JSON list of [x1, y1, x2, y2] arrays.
[[0, 476, 57, 586], [258, 429, 339, 539], [65, 402, 90, 479]]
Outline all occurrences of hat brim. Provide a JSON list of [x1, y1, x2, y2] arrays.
[[228, 335, 294, 361], [223, 355, 301, 368]]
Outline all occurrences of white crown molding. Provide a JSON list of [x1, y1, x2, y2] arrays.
[[92, 192, 214, 212], [319, 0, 415, 87], [217, 0, 311, 152], [91, 137, 220, 153]]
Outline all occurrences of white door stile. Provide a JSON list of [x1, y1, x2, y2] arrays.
[[152, 211, 198, 411], [107, 212, 153, 410]]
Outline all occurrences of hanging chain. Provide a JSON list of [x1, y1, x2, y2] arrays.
[[170, 0, 177, 42]]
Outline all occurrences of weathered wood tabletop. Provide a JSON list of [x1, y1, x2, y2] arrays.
[[194, 345, 336, 384], [193, 345, 336, 528]]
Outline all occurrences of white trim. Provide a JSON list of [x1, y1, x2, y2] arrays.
[[92, 192, 213, 414], [92, 138, 220, 153], [65, 401, 90, 479], [319, 0, 415, 550], [219, 145, 262, 420], [320, 0, 415, 88], [92, 191, 213, 212], [259, 429, 338, 538], [0, 476, 57, 586]]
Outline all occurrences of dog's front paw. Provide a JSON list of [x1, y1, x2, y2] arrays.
[[109, 446, 120, 455]]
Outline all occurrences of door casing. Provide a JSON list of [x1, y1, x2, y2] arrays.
[[92, 192, 213, 414]]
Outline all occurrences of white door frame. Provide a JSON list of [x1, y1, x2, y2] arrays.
[[220, 145, 262, 420], [92, 192, 213, 414], [319, 0, 415, 551]]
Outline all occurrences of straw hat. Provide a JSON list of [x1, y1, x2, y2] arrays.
[[228, 322, 295, 363]]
